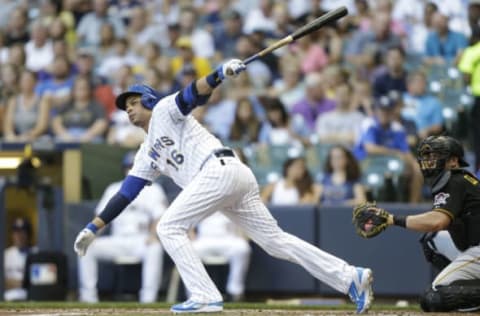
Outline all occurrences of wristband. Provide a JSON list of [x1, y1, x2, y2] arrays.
[[206, 67, 223, 88], [86, 222, 98, 234], [393, 215, 407, 228]]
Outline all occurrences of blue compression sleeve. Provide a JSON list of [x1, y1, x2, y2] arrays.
[[98, 176, 147, 224], [175, 81, 212, 115]]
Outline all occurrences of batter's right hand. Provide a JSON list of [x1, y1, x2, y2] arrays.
[[74, 228, 96, 256]]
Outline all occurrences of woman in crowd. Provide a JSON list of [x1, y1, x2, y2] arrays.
[[318, 145, 366, 206], [52, 75, 108, 143], [3, 69, 50, 142], [261, 157, 321, 205], [229, 97, 261, 144]]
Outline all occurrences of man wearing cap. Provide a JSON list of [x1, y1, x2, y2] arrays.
[[77, 152, 168, 303], [353, 95, 423, 202], [171, 36, 212, 79], [366, 135, 480, 312], [4, 217, 36, 301]]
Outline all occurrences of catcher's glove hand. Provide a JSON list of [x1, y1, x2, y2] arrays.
[[352, 201, 391, 238]]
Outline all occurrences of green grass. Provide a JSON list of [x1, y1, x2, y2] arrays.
[[0, 301, 420, 311]]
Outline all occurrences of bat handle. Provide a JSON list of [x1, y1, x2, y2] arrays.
[[243, 54, 259, 65]]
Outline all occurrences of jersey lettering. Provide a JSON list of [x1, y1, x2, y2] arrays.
[[148, 148, 161, 161]]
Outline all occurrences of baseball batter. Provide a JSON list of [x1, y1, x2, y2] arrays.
[[74, 59, 373, 313]]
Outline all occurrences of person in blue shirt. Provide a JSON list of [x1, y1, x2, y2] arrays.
[[424, 12, 467, 64], [402, 71, 444, 139], [354, 95, 423, 202]]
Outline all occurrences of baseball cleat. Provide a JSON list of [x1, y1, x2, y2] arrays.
[[348, 267, 374, 314], [170, 300, 223, 313]]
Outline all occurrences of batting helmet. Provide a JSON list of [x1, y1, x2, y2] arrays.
[[417, 135, 469, 178], [115, 84, 162, 111]]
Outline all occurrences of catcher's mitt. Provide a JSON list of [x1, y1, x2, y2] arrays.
[[352, 201, 390, 238]]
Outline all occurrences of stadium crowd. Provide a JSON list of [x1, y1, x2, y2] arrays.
[[0, 0, 479, 203]]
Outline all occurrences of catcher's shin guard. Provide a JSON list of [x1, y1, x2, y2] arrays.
[[420, 281, 480, 312]]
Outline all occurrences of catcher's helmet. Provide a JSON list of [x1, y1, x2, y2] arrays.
[[417, 136, 469, 177], [115, 84, 162, 111]]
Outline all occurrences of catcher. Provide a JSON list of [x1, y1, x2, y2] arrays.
[[353, 135, 480, 312]]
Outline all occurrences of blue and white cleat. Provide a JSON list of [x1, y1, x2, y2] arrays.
[[348, 267, 374, 314], [170, 300, 223, 313]]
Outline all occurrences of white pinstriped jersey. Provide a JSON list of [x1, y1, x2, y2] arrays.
[[129, 93, 224, 188]]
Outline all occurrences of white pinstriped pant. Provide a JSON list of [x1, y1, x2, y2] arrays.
[[157, 156, 357, 303]]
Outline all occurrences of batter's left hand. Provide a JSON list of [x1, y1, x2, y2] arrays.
[[74, 228, 96, 256], [220, 59, 246, 79]]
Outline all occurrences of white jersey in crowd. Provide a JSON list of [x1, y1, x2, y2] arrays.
[[95, 180, 168, 236], [129, 93, 224, 188]]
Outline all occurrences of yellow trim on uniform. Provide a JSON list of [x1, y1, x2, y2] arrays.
[[434, 256, 480, 287], [432, 208, 454, 220]]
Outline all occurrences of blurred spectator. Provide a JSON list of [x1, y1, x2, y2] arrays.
[[163, 23, 182, 58], [243, 0, 276, 35], [261, 157, 321, 205], [290, 34, 328, 75], [4, 217, 37, 301], [259, 97, 306, 146], [346, 0, 372, 32], [350, 80, 374, 116], [108, 0, 142, 25], [315, 83, 365, 148], [468, 0, 480, 39], [322, 64, 349, 99], [76, 0, 126, 48], [4, 7, 29, 47], [94, 23, 117, 65], [353, 96, 423, 202], [203, 86, 236, 140], [126, 6, 165, 55], [228, 97, 261, 143], [345, 11, 402, 70], [97, 38, 140, 79], [52, 76, 108, 143], [178, 6, 215, 59], [213, 9, 243, 60], [0, 63, 20, 108], [291, 72, 336, 132], [269, 55, 305, 110], [192, 212, 251, 302], [111, 64, 135, 96], [393, 0, 438, 54], [7, 44, 27, 69], [0, 0, 20, 30], [35, 55, 75, 111], [170, 36, 212, 79], [49, 17, 68, 42], [318, 145, 366, 206], [78, 151, 167, 303], [372, 46, 408, 98], [25, 21, 54, 71], [3, 70, 50, 142], [458, 30, 480, 171], [402, 71, 444, 139], [316, 24, 344, 65], [424, 11, 468, 64], [235, 35, 273, 91]]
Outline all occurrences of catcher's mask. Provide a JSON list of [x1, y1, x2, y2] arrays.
[[417, 136, 469, 179], [115, 84, 162, 111]]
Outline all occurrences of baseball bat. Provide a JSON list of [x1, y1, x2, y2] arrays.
[[243, 6, 348, 65]]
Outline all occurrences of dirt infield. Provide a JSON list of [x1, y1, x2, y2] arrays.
[[0, 308, 477, 316]]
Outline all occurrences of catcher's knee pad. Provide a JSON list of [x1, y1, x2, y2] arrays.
[[420, 282, 480, 312]]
